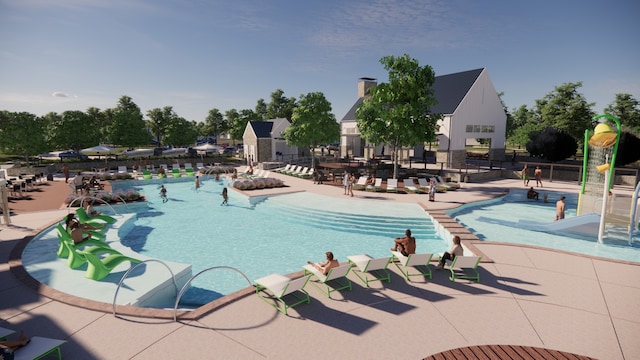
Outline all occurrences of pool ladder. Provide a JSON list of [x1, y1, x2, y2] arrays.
[[112, 260, 251, 322]]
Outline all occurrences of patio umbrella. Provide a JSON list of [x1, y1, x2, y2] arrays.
[[194, 143, 219, 159], [81, 145, 115, 161]]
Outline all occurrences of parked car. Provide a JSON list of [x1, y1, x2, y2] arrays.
[[58, 150, 89, 159], [219, 147, 235, 155]]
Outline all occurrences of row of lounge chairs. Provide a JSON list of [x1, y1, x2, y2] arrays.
[[255, 251, 482, 315], [350, 176, 460, 193], [57, 208, 140, 281], [0, 326, 66, 360], [274, 164, 314, 179]]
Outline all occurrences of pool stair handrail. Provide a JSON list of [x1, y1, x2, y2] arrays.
[[67, 195, 119, 215], [173, 266, 252, 321], [113, 259, 180, 317]]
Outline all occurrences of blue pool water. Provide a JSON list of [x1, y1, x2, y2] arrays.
[[111, 178, 447, 305], [448, 190, 640, 263]]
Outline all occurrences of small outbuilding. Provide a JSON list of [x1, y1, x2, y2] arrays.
[[242, 118, 301, 164]]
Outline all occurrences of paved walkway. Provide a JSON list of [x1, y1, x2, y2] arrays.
[[1, 172, 639, 359]]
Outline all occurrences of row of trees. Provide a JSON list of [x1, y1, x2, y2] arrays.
[[1, 54, 639, 169]]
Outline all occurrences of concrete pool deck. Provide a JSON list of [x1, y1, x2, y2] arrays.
[[1, 172, 639, 359]]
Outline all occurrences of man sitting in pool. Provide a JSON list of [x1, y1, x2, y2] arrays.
[[391, 229, 416, 256], [307, 251, 339, 275], [527, 187, 539, 200]]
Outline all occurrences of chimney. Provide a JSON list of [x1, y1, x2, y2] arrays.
[[358, 77, 377, 98]]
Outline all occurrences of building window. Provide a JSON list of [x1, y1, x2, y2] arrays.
[[466, 124, 495, 133]]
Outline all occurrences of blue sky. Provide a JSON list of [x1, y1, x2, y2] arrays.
[[1, 0, 638, 123]]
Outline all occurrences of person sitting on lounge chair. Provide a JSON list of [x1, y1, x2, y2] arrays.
[[83, 199, 100, 217], [0, 330, 30, 357], [246, 164, 254, 175], [391, 229, 416, 256], [69, 220, 103, 244], [437, 235, 463, 269], [307, 251, 339, 275]]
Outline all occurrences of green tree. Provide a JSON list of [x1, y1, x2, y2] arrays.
[[266, 89, 297, 120], [535, 82, 595, 142], [604, 93, 640, 135], [282, 92, 340, 168], [616, 131, 640, 166], [228, 109, 259, 140], [146, 106, 175, 146], [109, 96, 149, 148], [202, 108, 227, 139], [254, 99, 267, 121], [49, 110, 101, 155], [86, 107, 109, 144], [0, 111, 48, 163], [355, 54, 441, 179], [508, 105, 542, 148], [164, 117, 198, 146]]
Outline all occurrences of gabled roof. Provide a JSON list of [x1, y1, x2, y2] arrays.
[[430, 68, 483, 115], [341, 68, 484, 121], [249, 121, 274, 138]]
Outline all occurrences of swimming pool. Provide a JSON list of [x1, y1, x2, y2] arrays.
[[109, 177, 448, 306], [448, 189, 640, 263]]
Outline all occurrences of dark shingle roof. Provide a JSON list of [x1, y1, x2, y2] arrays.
[[430, 68, 483, 115], [249, 121, 274, 138], [341, 68, 484, 121]]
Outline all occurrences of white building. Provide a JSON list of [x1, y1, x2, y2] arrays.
[[340, 68, 507, 168]]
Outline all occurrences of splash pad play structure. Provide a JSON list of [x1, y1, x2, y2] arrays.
[[576, 114, 640, 244]]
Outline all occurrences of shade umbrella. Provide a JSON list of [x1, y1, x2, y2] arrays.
[[194, 143, 219, 160], [81, 145, 115, 161]]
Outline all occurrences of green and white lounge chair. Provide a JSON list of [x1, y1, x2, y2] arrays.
[[13, 336, 66, 360], [142, 169, 153, 180], [81, 251, 141, 281], [443, 255, 482, 282], [391, 251, 433, 281], [56, 223, 109, 258], [171, 168, 182, 178], [302, 263, 352, 298], [347, 254, 391, 287], [60, 239, 120, 269], [386, 179, 398, 193], [255, 273, 310, 315], [76, 207, 117, 225]]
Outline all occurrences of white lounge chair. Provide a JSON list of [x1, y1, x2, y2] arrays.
[[294, 167, 309, 177], [367, 178, 383, 192], [402, 179, 423, 193], [391, 251, 433, 281], [436, 175, 460, 190], [255, 273, 310, 315], [276, 164, 291, 173], [196, 162, 205, 170], [443, 255, 482, 282], [184, 163, 193, 171], [14, 336, 66, 360], [117, 166, 128, 174], [172, 163, 181, 171], [0, 326, 14, 340], [303, 263, 352, 298], [347, 254, 391, 287], [430, 177, 454, 192], [352, 176, 368, 190], [386, 178, 398, 193]]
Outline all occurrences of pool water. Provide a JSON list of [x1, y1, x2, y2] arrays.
[[111, 178, 447, 306], [448, 190, 640, 263]]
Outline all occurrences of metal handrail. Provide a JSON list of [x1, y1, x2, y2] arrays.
[[112, 259, 179, 316], [67, 195, 119, 215], [173, 266, 251, 322]]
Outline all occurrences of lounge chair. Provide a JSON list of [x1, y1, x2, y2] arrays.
[[294, 167, 309, 177], [60, 239, 121, 269], [386, 179, 398, 193], [254, 273, 311, 315], [419, 177, 446, 193], [367, 178, 383, 192], [184, 168, 195, 177], [172, 163, 180, 171], [81, 251, 141, 281], [171, 168, 182, 178], [76, 207, 117, 225], [346, 254, 391, 287], [302, 263, 352, 298], [430, 177, 453, 192], [391, 251, 433, 281], [300, 168, 314, 179], [442, 255, 482, 282], [55, 223, 108, 258], [117, 166, 128, 174], [352, 176, 368, 190], [13, 336, 66, 360], [436, 175, 460, 190], [276, 164, 291, 174], [0, 326, 14, 341], [285, 165, 301, 176], [402, 179, 423, 193], [184, 163, 193, 171], [142, 170, 153, 180]]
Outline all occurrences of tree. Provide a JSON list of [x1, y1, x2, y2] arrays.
[[615, 131, 640, 166], [49, 110, 101, 155], [254, 99, 267, 121], [86, 107, 109, 144], [0, 111, 48, 163], [604, 93, 640, 135], [282, 92, 340, 168], [266, 89, 297, 120], [227, 109, 259, 140], [535, 82, 595, 142], [164, 117, 198, 147], [508, 105, 542, 148], [146, 106, 175, 146], [108, 96, 149, 148], [355, 54, 441, 179], [526, 126, 577, 162], [202, 108, 227, 140]]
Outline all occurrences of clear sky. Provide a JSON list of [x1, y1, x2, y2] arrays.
[[1, 0, 638, 123]]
